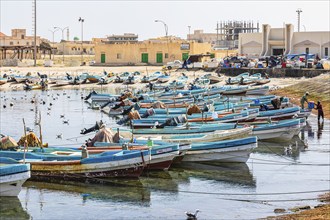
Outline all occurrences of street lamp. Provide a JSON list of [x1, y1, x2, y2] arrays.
[[78, 17, 85, 64], [48, 27, 59, 60], [155, 19, 169, 62], [54, 26, 69, 63], [155, 20, 168, 37], [188, 26, 191, 41]]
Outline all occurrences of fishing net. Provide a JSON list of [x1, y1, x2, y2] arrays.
[[17, 132, 42, 147]]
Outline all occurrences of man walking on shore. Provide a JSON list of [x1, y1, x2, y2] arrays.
[[300, 92, 309, 109], [315, 101, 324, 122]]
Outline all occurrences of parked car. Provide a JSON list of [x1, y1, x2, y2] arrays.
[[166, 60, 182, 70]]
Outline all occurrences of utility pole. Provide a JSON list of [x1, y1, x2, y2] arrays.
[[33, 0, 37, 66], [79, 17, 85, 64], [296, 9, 302, 32]]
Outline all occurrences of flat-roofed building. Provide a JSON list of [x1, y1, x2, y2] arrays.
[[239, 24, 330, 58]]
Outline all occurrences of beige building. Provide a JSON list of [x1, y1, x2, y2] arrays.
[[239, 24, 330, 58], [54, 40, 95, 55], [0, 29, 42, 60], [95, 37, 214, 65], [188, 30, 218, 44]]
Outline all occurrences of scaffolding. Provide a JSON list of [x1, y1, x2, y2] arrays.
[[215, 20, 260, 49]]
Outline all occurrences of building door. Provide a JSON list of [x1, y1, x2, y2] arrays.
[[156, 53, 163, 63], [141, 53, 148, 63], [182, 53, 189, 61], [101, 53, 106, 63], [272, 49, 284, 56]]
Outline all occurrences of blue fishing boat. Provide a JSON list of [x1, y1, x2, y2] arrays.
[[183, 136, 257, 163], [0, 150, 150, 179], [255, 106, 300, 120]]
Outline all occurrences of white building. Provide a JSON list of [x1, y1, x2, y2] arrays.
[[239, 24, 330, 58]]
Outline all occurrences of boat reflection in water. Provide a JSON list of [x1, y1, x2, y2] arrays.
[[139, 171, 179, 194], [170, 162, 255, 187], [0, 197, 31, 220], [255, 136, 307, 161], [23, 178, 150, 206]]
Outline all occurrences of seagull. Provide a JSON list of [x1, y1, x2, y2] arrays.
[[185, 209, 200, 220], [3, 104, 6, 108], [30, 108, 34, 111], [56, 133, 63, 139], [60, 114, 65, 118], [47, 111, 51, 115], [47, 107, 51, 111], [63, 119, 69, 124]]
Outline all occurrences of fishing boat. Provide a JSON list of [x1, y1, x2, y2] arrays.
[[204, 74, 223, 84], [0, 157, 31, 196], [130, 123, 240, 135], [0, 78, 7, 85], [255, 106, 300, 120], [157, 74, 170, 83], [246, 86, 270, 95], [0, 150, 150, 179], [253, 78, 271, 85], [136, 126, 253, 144], [221, 86, 250, 95], [225, 72, 250, 85], [140, 71, 162, 83], [91, 141, 180, 170], [247, 118, 301, 141], [182, 136, 257, 163]]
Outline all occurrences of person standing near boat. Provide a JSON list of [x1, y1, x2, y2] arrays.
[[271, 97, 284, 109], [314, 101, 324, 122], [300, 92, 309, 109]]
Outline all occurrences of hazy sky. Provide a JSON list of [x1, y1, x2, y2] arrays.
[[1, 0, 329, 42]]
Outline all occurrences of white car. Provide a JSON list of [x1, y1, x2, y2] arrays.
[[166, 60, 182, 70]]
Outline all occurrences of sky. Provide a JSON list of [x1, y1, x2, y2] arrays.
[[0, 0, 329, 42]]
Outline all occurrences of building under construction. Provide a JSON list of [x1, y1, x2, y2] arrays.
[[215, 20, 260, 50]]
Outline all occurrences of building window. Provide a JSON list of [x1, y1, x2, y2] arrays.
[[78, 48, 80, 51], [305, 47, 309, 54], [10, 42, 13, 45], [90, 48, 93, 51], [72, 47, 75, 51], [21, 34, 25, 39], [26, 42, 29, 46], [17, 41, 20, 45], [325, 47, 329, 57], [117, 53, 122, 59], [165, 53, 169, 59]]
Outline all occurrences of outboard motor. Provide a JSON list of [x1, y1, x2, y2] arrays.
[[84, 90, 97, 101], [66, 73, 72, 80], [141, 108, 155, 118], [80, 120, 104, 134]]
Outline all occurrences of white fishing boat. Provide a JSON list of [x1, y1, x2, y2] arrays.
[[246, 86, 269, 95], [0, 158, 31, 197]]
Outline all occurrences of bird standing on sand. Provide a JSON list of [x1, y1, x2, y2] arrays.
[[185, 209, 200, 220]]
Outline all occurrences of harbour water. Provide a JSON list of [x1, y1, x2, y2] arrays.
[[0, 89, 329, 219]]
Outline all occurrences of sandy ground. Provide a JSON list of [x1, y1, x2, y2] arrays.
[[0, 65, 312, 92]]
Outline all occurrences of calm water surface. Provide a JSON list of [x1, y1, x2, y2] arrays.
[[0, 89, 329, 220]]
